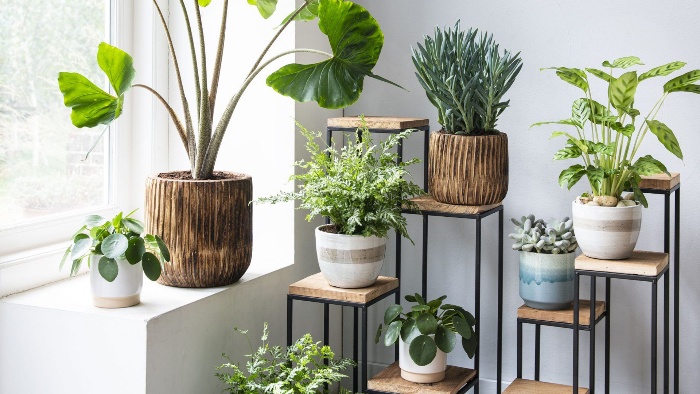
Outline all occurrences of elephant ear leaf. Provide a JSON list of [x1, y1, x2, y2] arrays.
[[266, 0, 398, 109], [248, 0, 277, 19], [58, 42, 135, 128]]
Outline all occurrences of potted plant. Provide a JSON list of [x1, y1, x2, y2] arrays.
[[509, 215, 578, 310], [258, 122, 424, 288], [375, 294, 478, 384], [56, 0, 400, 287], [412, 21, 523, 205], [533, 56, 699, 259], [60, 210, 170, 308]]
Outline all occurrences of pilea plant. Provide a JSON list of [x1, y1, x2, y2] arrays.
[[509, 215, 578, 254], [376, 294, 478, 366], [532, 56, 700, 206], [412, 21, 522, 135], [60, 210, 170, 282], [57, 0, 399, 179]]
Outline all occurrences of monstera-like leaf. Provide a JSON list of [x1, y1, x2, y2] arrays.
[[266, 0, 389, 109], [58, 42, 135, 128]]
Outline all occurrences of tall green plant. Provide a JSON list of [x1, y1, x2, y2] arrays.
[[412, 21, 522, 135], [57, 0, 399, 179], [533, 56, 699, 206]]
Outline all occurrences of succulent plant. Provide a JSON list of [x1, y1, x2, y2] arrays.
[[412, 21, 523, 135], [509, 215, 578, 254]]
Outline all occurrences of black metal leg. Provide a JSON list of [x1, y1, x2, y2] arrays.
[[287, 295, 293, 347], [652, 280, 658, 394], [664, 270, 670, 394], [395, 229, 401, 361], [475, 218, 482, 394], [535, 324, 541, 381], [517, 320, 523, 379], [353, 307, 358, 394], [422, 213, 428, 300], [574, 274, 580, 394], [674, 188, 680, 394], [590, 277, 596, 394], [498, 209, 504, 394], [362, 307, 368, 393], [605, 278, 611, 394]]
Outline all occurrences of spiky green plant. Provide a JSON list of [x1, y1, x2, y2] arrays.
[[412, 21, 522, 135]]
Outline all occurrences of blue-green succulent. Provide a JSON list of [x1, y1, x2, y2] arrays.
[[509, 215, 577, 254]]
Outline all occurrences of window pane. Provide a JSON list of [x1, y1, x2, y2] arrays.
[[0, 0, 109, 227]]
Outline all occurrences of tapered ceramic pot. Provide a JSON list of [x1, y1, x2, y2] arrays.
[[572, 201, 642, 260], [315, 224, 386, 288], [519, 251, 575, 310], [90, 256, 143, 308], [399, 336, 447, 383]]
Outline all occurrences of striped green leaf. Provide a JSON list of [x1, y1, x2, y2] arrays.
[[612, 122, 635, 137], [554, 145, 582, 160], [602, 56, 643, 69], [531, 119, 579, 128], [646, 120, 683, 159], [663, 70, 700, 92], [632, 155, 669, 176], [550, 131, 588, 153], [558, 164, 586, 189], [668, 84, 700, 94], [554, 68, 589, 92], [586, 167, 605, 193], [586, 68, 615, 83], [638, 61, 686, 82], [587, 99, 616, 125], [609, 71, 638, 110], [571, 99, 591, 128]]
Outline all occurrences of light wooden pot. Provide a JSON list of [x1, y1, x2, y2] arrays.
[[572, 201, 642, 260], [315, 225, 386, 288], [428, 131, 508, 205], [145, 171, 253, 288]]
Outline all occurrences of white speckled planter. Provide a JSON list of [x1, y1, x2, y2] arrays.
[[315, 225, 386, 288], [90, 255, 143, 308], [519, 251, 575, 310], [399, 336, 447, 383], [572, 201, 642, 260]]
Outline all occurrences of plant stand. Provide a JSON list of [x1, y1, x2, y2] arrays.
[[287, 273, 399, 393]]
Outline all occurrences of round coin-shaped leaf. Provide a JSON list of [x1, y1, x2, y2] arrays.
[[409, 335, 437, 366], [98, 256, 118, 282], [101, 233, 128, 259], [416, 313, 438, 335], [453, 314, 473, 339], [141, 252, 162, 281], [384, 321, 402, 347], [384, 304, 402, 325], [435, 325, 456, 353], [154, 235, 170, 262], [400, 318, 420, 343], [125, 237, 146, 265]]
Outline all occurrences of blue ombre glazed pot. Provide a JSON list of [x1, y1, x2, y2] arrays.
[[519, 251, 575, 310]]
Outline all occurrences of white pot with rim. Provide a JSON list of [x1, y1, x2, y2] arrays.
[[90, 255, 143, 308], [315, 224, 386, 288], [398, 336, 447, 383], [572, 201, 642, 260]]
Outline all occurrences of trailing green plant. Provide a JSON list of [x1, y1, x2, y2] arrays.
[[256, 121, 425, 240], [532, 56, 700, 207], [60, 210, 170, 282], [57, 0, 400, 179], [509, 214, 577, 254], [215, 323, 354, 394], [376, 294, 478, 366], [412, 21, 522, 135]]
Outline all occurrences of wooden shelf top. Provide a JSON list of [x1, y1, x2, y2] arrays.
[[327, 116, 429, 130], [405, 195, 502, 216], [504, 379, 588, 394], [576, 251, 668, 277], [367, 362, 476, 394], [288, 273, 398, 304], [639, 172, 680, 190], [518, 300, 605, 326]]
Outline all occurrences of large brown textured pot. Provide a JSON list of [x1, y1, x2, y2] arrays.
[[428, 131, 508, 205], [145, 171, 253, 288]]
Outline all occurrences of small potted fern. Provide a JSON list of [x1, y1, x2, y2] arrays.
[[258, 122, 424, 288], [412, 21, 522, 205]]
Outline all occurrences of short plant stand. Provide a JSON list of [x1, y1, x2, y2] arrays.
[[287, 273, 399, 393]]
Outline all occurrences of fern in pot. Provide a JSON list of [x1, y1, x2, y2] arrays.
[[412, 21, 522, 205], [258, 122, 424, 288], [533, 56, 699, 259]]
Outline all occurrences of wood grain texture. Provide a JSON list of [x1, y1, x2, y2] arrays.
[[576, 250, 668, 276], [504, 379, 589, 394], [639, 172, 680, 190], [327, 116, 429, 130], [517, 300, 605, 325], [405, 195, 501, 215], [289, 273, 397, 304], [428, 131, 508, 205], [367, 362, 476, 394], [145, 172, 253, 288]]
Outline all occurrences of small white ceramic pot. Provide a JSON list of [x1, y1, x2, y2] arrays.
[[572, 201, 642, 260], [399, 336, 447, 383], [315, 225, 386, 288], [90, 255, 143, 308]]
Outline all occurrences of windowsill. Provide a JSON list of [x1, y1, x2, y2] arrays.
[[0, 257, 293, 320]]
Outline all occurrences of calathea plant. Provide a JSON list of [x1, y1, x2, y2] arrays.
[[57, 0, 399, 179], [533, 56, 700, 207], [61, 210, 170, 282], [509, 215, 578, 254], [412, 21, 522, 135], [376, 294, 478, 366]]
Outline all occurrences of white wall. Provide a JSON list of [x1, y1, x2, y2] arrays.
[[339, 0, 700, 392]]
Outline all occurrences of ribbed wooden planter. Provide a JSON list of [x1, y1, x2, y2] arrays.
[[428, 131, 509, 205], [145, 171, 253, 288]]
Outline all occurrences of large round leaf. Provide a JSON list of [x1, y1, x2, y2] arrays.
[[101, 233, 128, 259], [125, 237, 146, 265], [462, 335, 478, 359], [400, 318, 420, 343], [453, 314, 473, 340], [142, 252, 162, 281], [122, 218, 144, 235], [71, 238, 93, 261], [409, 335, 437, 366], [435, 325, 456, 353], [98, 256, 118, 282], [384, 304, 402, 325], [416, 313, 438, 335], [266, 0, 384, 109], [384, 321, 402, 347]]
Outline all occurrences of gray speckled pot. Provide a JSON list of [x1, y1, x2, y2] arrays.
[[315, 225, 386, 288], [519, 251, 575, 310]]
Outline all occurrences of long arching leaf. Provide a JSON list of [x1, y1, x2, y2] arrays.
[[663, 70, 700, 92], [646, 120, 683, 159], [638, 61, 686, 82], [602, 56, 643, 69]]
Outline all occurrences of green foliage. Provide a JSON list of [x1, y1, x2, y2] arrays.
[[412, 21, 522, 135], [376, 295, 478, 366], [216, 323, 354, 394], [60, 210, 169, 282], [257, 121, 425, 240], [509, 215, 578, 254], [533, 56, 700, 206]]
